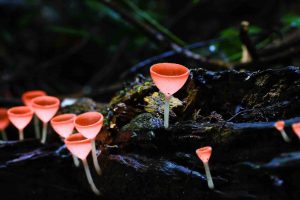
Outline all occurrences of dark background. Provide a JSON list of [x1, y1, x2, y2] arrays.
[[0, 0, 300, 102]]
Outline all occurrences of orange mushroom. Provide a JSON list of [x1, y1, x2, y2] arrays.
[[150, 63, 189, 128], [65, 133, 101, 195], [196, 146, 214, 189], [74, 112, 103, 176], [274, 120, 291, 142], [292, 122, 300, 140], [31, 96, 60, 144], [51, 114, 79, 167], [22, 90, 47, 139], [7, 106, 33, 141], [0, 108, 10, 140]]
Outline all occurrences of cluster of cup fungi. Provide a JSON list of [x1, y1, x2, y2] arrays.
[[1, 63, 300, 195], [274, 120, 300, 142], [0, 91, 103, 195]]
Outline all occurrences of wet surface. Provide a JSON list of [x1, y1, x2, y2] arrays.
[[1, 67, 300, 199]]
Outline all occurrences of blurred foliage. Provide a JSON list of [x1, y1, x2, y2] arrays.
[[215, 26, 262, 61], [1, 0, 300, 98], [1, 0, 300, 66], [144, 92, 182, 116], [283, 13, 300, 28]]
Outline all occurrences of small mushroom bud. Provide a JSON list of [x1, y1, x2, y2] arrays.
[[196, 146, 214, 189], [292, 122, 300, 141], [274, 120, 291, 143]]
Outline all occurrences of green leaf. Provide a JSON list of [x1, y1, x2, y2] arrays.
[[220, 27, 238, 38], [121, 0, 186, 46], [47, 26, 90, 37], [248, 26, 262, 34], [282, 14, 300, 28], [85, 0, 121, 20], [218, 27, 241, 61]]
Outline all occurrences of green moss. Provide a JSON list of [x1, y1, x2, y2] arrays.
[[59, 98, 97, 115], [144, 92, 182, 116], [121, 113, 163, 131], [59, 98, 109, 125], [182, 80, 199, 113], [213, 127, 235, 144], [255, 74, 270, 87], [109, 81, 154, 107]]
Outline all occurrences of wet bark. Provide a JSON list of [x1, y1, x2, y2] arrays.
[[1, 67, 300, 200]]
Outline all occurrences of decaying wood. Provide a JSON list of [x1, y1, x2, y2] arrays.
[[1, 67, 300, 200]]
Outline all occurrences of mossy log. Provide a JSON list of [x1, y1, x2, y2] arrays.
[[0, 67, 300, 200]]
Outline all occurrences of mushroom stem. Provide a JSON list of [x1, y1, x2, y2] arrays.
[[34, 115, 40, 139], [82, 159, 101, 196], [1, 130, 7, 141], [164, 95, 170, 129], [91, 140, 102, 175], [72, 155, 80, 167], [19, 129, 24, 141], [41, 122, 48, 144], [203, 162, 214, 189], [60, 137, 80, 167], [280, 130, 291, 143]]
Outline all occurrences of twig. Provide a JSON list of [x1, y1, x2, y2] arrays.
[[226, 108, 256, 122], [234, 44, 300, 69], [167, 1, 199, 29], [98, 1, 300, 71], [99, 1, 299, 70], [121, 0, 186, 46], [98, 0, 230, 69], [120, 38, 223, 78], [239, 21, 259, 61], [258, 29, 300, 57], [232, 116, 300, 130]]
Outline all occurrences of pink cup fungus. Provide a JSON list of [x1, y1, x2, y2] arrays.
[[196, 146, 214, 189], [51, 114, 76, 138], [7, 106, 33, 141], [31, 96, 60, 144], [74, 112, 103, 176], [150, 63, 189, 128], [65, 133, 101, 195], [22, 90, 47, 139], [274, 120, 291, 143], [292, 122, 300, 140], [22, 90, 47, 107], [51, 113, 79, 167], [0, 108, 10, 140]]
